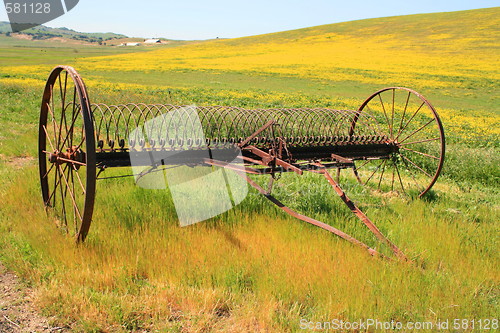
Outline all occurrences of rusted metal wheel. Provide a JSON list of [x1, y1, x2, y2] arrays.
[[350, 87, 445, 197], [38, 66, 96, 242]]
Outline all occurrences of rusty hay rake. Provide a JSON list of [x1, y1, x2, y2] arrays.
[[39, 66, 445, 260]]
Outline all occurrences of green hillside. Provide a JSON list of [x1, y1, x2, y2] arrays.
[[225, 7, 499, 48], [0, 21, 127, 42], [73, 7, 499, 138]]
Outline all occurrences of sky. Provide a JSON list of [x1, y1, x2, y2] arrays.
[[1, 0, 498, 40]]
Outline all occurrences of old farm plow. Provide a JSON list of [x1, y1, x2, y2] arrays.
[[39, 66, 445, 260]]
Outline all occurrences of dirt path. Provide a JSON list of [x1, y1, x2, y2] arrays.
[[0, 264, 67, 332], [1, 156, 68, 332]]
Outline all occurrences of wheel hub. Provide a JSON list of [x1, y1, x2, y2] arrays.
[[48, 146, 85, 169], [386, 139, 401, 153]]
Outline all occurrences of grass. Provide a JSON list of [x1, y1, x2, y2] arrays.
[[0, 7, 499, 332], [0, 35, 159, 67]]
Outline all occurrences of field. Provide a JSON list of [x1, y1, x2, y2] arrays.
[[0, 7, 499, 332]]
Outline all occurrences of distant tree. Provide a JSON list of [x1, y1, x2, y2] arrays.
[[5, 32, 11, 37]]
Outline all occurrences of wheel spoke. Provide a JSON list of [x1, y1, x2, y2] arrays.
[[398, 118, 435, 144], [59, 164, 69, 228], [401, 147, 440, 160], [62, 72, 68, 110], [42, 125, 56, 152], [59, 74, 69, 141], [59, 105, 81, 151], [365, 160, 384, 185], [42, 162, 55, 179], [70, 86, 77, 147], [50, 85, 57, 147], [57, 105, 67, 150], [394, 160, 405, 193], [377, 160, 387, 190], [401, 154, 425, 192], [63, 104, 70, 146], [401, 154, 432, 178], [401, 137, 440, 146], [55, 76, 66, 149], [396, 91, 411, 136], [76, 131, 86, 150], [63, 164, 71, 200], [57, 164, 82, 221], [395, 101, 425, 140], [70, 164, 78, 234], [46, 171, 58, 206], [54, 157, 87, 166], [71, 164, 86, 194], [354, 159, 371, 171], [390, 89, 395, 139], [49, 161, 60, 207], [378, 94, 392, 138], [46, 101, 59, 149]]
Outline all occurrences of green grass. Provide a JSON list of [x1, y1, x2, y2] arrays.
[[0, 35, 157, 67], [0, 8, 499, 332], [0, 80, 498, 331]]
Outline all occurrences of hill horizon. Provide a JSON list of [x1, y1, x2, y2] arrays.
[[1, 6, 498, 43], [75, 7, 499, 94]]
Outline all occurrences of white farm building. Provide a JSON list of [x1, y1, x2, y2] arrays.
[[144, 39, 161, 44]]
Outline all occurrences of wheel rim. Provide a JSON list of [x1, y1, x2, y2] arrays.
[[38, 66, 96, 241], [350, 87, 445, 197]]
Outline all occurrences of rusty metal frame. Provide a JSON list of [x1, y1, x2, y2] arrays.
[[39, 66, 445, 258]]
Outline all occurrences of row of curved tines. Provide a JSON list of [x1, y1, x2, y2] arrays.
[[91, 103, 384, 151], [96, 135, 390, 151]]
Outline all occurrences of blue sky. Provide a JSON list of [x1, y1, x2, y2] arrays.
[[1, 0, 498, 39]]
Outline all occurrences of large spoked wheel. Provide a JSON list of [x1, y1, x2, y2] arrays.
[[38, 66, 96, 242], [350, 87, 445, 197]]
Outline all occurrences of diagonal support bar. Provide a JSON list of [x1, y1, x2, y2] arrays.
[[238, 119, 276, 148], [312, 162, 408, 261], [240, 173, 390, 260], [203, 158, 261, 175], [244, 145, 303, 175], [236, 119, 303, 175], [202, 156, 407, 261]]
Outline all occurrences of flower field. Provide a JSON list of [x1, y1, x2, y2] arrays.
[[0, 7, 498, 332]]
